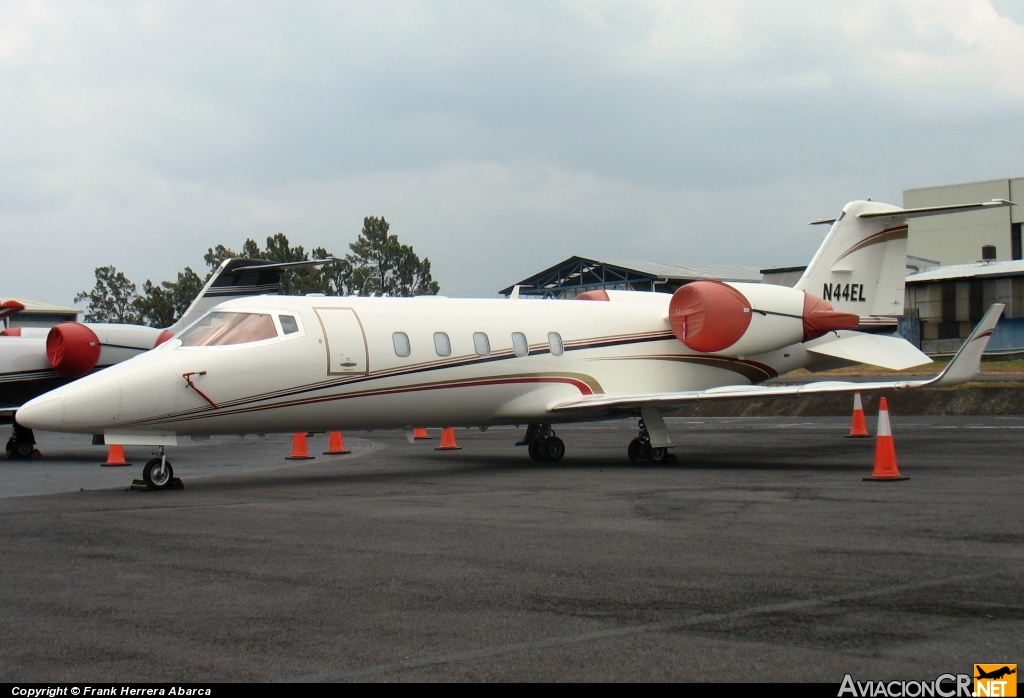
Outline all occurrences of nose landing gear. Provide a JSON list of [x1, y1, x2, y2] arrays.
[[140, 447, 181, 490], [517, 423, 565, 462]]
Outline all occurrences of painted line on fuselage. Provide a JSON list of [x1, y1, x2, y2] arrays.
[[143, 330, 679, 423], [119, 330, 766, 429], [124, 373, 602, 428]]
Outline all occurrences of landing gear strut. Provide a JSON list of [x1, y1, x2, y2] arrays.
[[518, 423, 565, 462], [5, 420, 37, 459], [142, 447, 174, 490], [628, 418, 674, 465]]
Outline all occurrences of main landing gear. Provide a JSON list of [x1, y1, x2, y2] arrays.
[[142, 447, 175, 490], [5, 421, 38, 459], [627, 417, 675, 465], [517, 423, 565, 462]]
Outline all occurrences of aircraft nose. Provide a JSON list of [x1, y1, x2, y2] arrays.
[[17, 393, 65, 431]]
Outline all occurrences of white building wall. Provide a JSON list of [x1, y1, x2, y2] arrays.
[[903, 178, 1014, 264]]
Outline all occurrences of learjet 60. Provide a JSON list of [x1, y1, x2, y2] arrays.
[[17, 199, 1009, 488]]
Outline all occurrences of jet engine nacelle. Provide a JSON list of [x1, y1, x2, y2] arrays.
[[668, 281, 859, 356], [46, 322, 165, 378]]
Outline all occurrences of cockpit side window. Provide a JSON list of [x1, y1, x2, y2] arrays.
[[279, 315, 299, 335], [180, 312, 279, 346]]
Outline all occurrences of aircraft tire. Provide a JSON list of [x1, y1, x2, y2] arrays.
[[528, 440, 544, 462], [542, 436, 565, 462], [143, 458, 174, 490], [649, 447, 669, 464], [627, 438, 648, 464]]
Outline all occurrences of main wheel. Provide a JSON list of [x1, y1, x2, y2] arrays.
[[143, 457, 174, 489], [649, 447, 669, 464], [541, 436, 565, 462], [627, 438, 649, 464], [528, 440, 544, 462]]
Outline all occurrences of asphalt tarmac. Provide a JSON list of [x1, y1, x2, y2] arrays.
[[1, 416, 1022, 682]]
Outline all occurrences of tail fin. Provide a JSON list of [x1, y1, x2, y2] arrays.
[[164, 258, 286, 334], [165, 257, 340, 334], [795, 199, 1013, 318]]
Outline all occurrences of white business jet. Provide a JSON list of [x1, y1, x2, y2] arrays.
[[1, 257, 332, 456], [17, 199, 1009, 488]]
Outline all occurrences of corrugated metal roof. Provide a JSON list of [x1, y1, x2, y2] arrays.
[[2, 297, 80, 314], [905, 259, 1024, 283], [586, 257, 763, 281]]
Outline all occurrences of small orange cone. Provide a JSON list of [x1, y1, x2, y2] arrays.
[[286, 432, 315, 460], [101, 444, 132, 467], [847, 392, 871, 438], [864, 397, 908, 481], [435, 427, 462, 451], [323, 431, 351, 455], [413, 427, 430, 440]]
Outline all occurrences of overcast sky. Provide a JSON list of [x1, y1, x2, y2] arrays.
[[3, 0, 1024, 307]]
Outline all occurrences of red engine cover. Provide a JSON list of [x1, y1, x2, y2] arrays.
[[802, 293, 860, 341], [669, 281, 752, 353], [154, 329, 175, 347], [46, 323, 101, 378]]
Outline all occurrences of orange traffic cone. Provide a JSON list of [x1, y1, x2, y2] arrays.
[[847, 392, 871, 438], [286, 432, 315, 460], [101, 444, 132, 467], [864, 397, 908, 481], [323, 431, 351, 455], [435, 427, 462, 451], [413, 427, 430, 440]]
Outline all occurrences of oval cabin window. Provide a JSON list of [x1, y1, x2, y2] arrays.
[[548, 332, 563, 356], [434, 332, 451, 357], [473, 332, 490, 357], [393, 332, 411, 357], [512, 332, 529, 357]]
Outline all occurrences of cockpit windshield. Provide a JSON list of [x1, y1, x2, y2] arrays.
[[179, 312, 278, 347]]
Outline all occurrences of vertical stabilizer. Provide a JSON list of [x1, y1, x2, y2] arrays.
[[795, 201, 908, 318], [794, 198, 1013, 319]]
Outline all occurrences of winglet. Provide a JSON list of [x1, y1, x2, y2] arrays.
[[923, 304, 1005, 388]]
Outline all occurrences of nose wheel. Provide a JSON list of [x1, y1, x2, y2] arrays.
[[5, 421, 38, 460], [143, 453, 175, 489], [519, 423, 565, 462]]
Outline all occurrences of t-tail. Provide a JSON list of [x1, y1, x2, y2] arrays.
[[794, 199, 1013, 322], [165, 257, 338, 335]]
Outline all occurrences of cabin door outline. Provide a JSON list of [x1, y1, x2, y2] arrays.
[[314, 307, 370, 375]]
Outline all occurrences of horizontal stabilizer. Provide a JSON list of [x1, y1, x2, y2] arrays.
[[807, 333, 932, 371], [857, 199, 1013, 220]]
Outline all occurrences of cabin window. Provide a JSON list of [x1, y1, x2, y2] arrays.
[[433, 332, 451, 357], [180, 312, 278, 346], [393, 332, 411, 357], [473, 332, 490, 357], [548, 332, 563, 356], [512, 332, 529, 357], [279, 315, 299, 335]]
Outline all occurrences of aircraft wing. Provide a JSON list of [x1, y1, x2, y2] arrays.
[[551, 304, 1004, 415]]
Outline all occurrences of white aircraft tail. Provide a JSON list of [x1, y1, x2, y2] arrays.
[[794, 199, 1013, 319], [165, 257, 337, 334]]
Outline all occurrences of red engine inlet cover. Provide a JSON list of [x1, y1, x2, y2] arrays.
[[46, 323, 101, 378], [669, 281, 752, 353]]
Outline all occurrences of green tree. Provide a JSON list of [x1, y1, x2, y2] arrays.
[[346, 216, 439, 296], [74, 266, 142, 323], [134, 267, 205, 328]]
